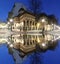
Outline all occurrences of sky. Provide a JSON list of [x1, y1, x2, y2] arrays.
[[0, 0, 60, 23], [0, 0, 60, 64]]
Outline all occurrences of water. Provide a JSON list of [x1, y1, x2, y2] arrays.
[[0, 44, 15, 64], [0, 43, 60, 64], [0, 24, 60, 64]]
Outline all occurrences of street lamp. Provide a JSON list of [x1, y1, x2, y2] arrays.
[[41, 18, 46, 23], [9, 18, 13, 31], [9, 18, 13, 22], [40, 43, 48, 50], [41, 18, 46, 32], [41, 17, 48, 32]]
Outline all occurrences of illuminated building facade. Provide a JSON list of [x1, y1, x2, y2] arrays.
[[7, 3, 58, 54], [0, 3, 58, 56], [8, 8, 57, 32]]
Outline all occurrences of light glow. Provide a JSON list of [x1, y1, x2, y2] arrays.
[[41, 43, 46, 47], [9, 19, 13, 22], [10, 44, 13, 47], [41, 18, 45, 22], [37, 23, 40, 28]]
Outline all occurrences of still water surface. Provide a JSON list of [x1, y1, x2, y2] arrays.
[[0, 42, 60, 64]]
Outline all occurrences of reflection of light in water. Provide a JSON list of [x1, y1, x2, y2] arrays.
[[0, 24, 60, 53], [7, 42, 11, 44], [41, 43, 46, 47], [10, 44, 13, 48]]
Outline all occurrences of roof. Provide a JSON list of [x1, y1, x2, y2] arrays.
[[9, 3, 27, 17], [16, 8, 35, 17]]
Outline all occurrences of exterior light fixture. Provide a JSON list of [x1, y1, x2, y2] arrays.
[[41, 18, 45, 22], [9, 18, 13, 22]]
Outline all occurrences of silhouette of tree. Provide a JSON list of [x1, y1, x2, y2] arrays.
[[27, 1, 42, 64], [29, 0, 42, 15], [28, 52, 42, 64]]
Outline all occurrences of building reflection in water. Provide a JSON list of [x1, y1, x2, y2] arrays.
[[0, 32, 57, 64], [0, 3, 59, 64], [7, 33, 58, 56], [0, 28, 58, 64]]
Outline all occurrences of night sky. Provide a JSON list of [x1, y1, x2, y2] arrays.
[[0, 0, 60, 23], [0, 0, 60, 64]]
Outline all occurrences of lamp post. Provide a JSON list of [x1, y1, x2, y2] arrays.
[[41, 18, 46, 32], [9, 18, 13, 31]]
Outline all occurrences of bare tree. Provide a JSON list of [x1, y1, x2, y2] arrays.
[[29, 0, 42, 15], [28, 1, 42, 64]]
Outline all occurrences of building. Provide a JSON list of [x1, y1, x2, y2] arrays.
[[8, 7, 57, 32], [7, 3, 58, 54]]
